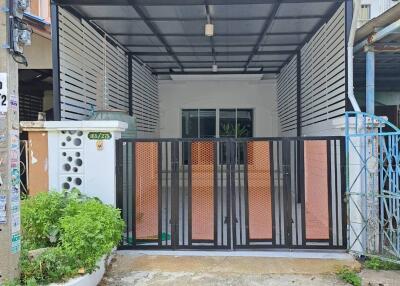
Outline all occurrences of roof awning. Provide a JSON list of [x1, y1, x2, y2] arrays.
[[354, 4, 400, 92], [54, 0, 344, 74]]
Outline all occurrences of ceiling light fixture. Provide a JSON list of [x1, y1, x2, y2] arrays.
[[205, 23, 214, 37], [212, 63, 218, 72]]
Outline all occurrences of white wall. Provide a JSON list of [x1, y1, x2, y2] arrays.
[[159, 79, 279, 138], [360, 0, 398, 19]]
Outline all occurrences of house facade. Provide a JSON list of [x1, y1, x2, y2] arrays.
[[19, 0, 400, 259]]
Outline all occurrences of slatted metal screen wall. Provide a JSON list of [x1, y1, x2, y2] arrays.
[[300, 4, 345, 128], [277, 55, 298, 136], [131, 60, 159, 136], [58, 8, 129, 120], [105, 41, 129, 111], [277, 4, 345, 135]]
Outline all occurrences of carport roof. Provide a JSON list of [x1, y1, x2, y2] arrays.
[[354, 4, 400, 92], [54, 0, 345, 74]]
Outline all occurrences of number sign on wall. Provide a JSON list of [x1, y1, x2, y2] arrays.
[[0, 73, 7, 113]]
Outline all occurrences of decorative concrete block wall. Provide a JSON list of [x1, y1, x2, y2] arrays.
[[21, 121, 127, 206]]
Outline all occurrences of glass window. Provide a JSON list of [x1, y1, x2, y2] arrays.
[[220, 109, 236, 138], [199, 109, 216, 138], [360, 4, 371, 20], [183, 109, 253, 138], [237, 109, 253, 138], [182, 109, 198, 138]]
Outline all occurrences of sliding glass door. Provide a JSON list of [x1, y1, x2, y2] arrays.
[[182, 109, 216, 138], [182, 109, 253, 138]]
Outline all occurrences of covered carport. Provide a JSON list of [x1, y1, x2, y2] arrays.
[[353, 3, 400, 126], [51, 0, 351, 138], [54, 0, 343, 74]]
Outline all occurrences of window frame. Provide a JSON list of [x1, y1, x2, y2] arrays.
[[181, 108, 254, 139]]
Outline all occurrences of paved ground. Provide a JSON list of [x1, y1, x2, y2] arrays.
[[359, 270, 400, 286], [100, 251, 361, 286]]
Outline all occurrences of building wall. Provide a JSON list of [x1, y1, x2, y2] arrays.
[[158, 79, 279, 138], [18, 33, 51, 70], [360, 0, 398, 19], [358, 0, 398, 27]]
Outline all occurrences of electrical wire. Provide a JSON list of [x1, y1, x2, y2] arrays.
[[11, 52, 28, 66], [9, 17, 31, 66]]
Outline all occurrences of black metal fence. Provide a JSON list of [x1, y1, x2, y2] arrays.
[[116, 137, 346, 250]]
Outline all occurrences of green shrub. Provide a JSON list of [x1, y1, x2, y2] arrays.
[[364, 257, 400, 270], [21, 192, 67, 249], [19, 191, 124, 285], [20, 248, 75, 285], [60, 199, 124, 270], [337, 267, 362, 286]]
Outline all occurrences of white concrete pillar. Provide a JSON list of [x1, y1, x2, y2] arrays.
[[21, 121, 127, 206]]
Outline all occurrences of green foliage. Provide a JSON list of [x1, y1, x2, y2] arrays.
[[60, 199, 124, 271], [21, 192, 67, 249], [364, 257, 400, 270], [20, 248, 75, 285], [220, 123, 248, 138], [18, 190, 124, 285], [337, 267, 362, 286]]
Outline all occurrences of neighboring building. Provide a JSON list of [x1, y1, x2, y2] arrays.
[[358, 0, 399, 26], [354, 2, 400, 126], [19, 0, 52, 121]]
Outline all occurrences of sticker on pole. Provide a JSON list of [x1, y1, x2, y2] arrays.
[[0, 73, 7, 113], [11, 232, 21, 253]]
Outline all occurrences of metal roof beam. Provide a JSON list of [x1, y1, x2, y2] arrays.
[[144, 60, 285, 63], [135, 51, 292, 56], [152, 64, 281, 68], [156, 70, 279, 75], [88, 15, 324, 21], [127, 43, 299, 48], [126, 0, 184, 70], [112, 32, 310, 37], [56, 0, 343, 6], [354, 18, 400, 53], [244, 0, 281, 70]]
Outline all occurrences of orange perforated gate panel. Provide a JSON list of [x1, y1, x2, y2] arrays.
[[191, 142, 214, 241], [247, 142, 273, 240], [135, 142, 158, 240], [304, 140, 329, 240]]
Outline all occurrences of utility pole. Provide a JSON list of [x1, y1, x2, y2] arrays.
[[0, 0, 28, 282]]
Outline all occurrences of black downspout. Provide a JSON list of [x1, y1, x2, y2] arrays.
[[51, 1, 61, 121], [128, 53, 133, 116]]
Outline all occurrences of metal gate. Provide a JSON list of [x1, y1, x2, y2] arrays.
[[116, 137, 346, 250]]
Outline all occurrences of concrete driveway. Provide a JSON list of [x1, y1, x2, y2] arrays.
[[100, 251, 359, 286]]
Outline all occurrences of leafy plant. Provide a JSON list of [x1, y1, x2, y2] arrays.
[[221, 123, 249, 138], [60, 199, 124, 271], [221, 123, 236, 137], [20, 248, 76, 285], [337, 267, 362, 286], [18, 190, 124, 285], [364, 257, 400, 270], [21, 192, 68, 249]]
